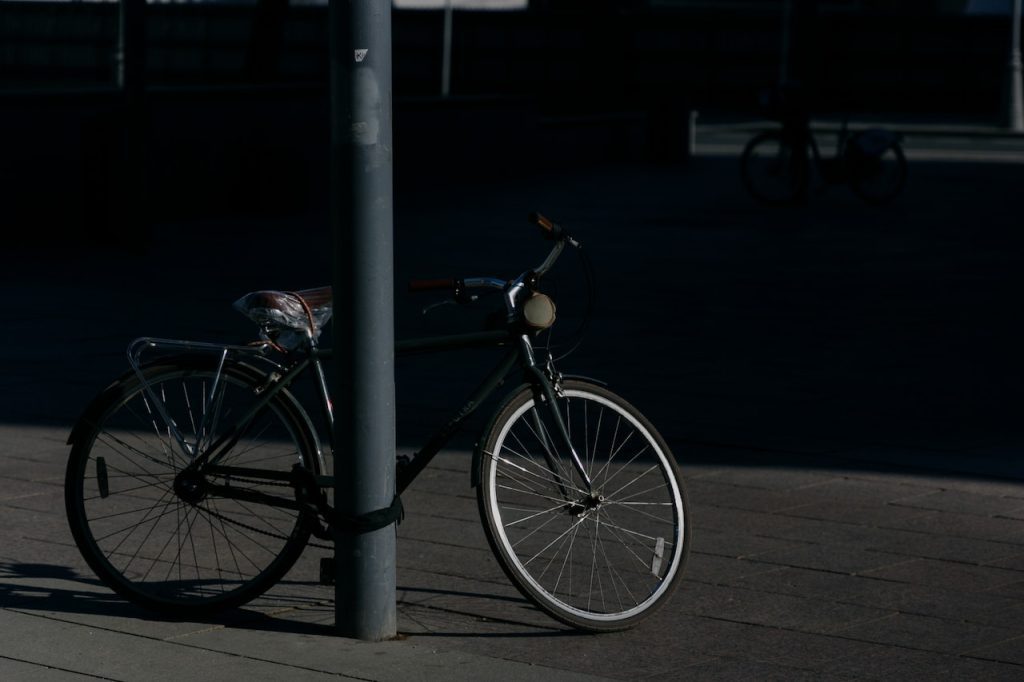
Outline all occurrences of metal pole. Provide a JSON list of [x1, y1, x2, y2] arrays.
[[330, 0, 397, 641], [1009, 0, 1024, 131], [779, 0, 792, 84], [116, 0, 144, 96], [115, 0, 146, 243], [442, 0, 454, 97]]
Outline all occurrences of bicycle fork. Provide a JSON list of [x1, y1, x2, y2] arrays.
[[521, 341, 595, 503]]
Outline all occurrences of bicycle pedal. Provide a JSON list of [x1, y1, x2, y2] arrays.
[[319, 557, 336, 585]]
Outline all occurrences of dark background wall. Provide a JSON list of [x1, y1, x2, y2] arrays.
[[1, 1, 1018, 241], [2, 2, 1014, 112]]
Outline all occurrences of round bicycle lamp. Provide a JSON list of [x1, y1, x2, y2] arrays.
[[523, 293, 556, 330]]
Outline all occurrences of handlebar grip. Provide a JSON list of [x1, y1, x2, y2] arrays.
[[408, 278, 457, 293], [528, 212, 556, 233]]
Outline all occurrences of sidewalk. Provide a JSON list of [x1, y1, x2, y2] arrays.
[[694, 117, 1024, 163], [3, 147, 1023, 679]]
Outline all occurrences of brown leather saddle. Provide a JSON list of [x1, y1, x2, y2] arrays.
[[233, 286, 333, 336]]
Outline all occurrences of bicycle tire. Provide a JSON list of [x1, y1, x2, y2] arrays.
[[740, 131, 809, 205], [846, 139, 907, 204], [65, 356, 321, 616], [476, 379, 689, 631]]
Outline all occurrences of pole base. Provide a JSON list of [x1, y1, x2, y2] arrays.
[[320, 557, 336, 585]]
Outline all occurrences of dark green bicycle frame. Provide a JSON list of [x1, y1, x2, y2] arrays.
[[197, 327, 589, 511]]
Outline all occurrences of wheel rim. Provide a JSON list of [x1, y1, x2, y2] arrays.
[[849, 144, 905, 201], [744, 135, 805, 203], [69, 366, 312, 609], [485, 388, 684, 624]]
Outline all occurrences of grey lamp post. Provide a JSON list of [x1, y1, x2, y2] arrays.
[[442, 0, 454, 96], [1009, 0, 1023, 131], [330, 0, 398, 641]]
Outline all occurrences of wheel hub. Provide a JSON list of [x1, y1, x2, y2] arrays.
[[564, 493, 604, 517], [174, 470, 207, 505]]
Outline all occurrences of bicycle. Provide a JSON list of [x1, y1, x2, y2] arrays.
[[63, 213, 690, 632], [740, 87, 907, 205]]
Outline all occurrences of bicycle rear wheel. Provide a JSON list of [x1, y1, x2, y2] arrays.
[[477, 380, 689, 631], [65, 356, 320, 616], [846, 138, 907, 204], [740, 131, 808, 205]]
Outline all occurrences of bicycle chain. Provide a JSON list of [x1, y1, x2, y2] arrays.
[[199, 475, 334, 551]]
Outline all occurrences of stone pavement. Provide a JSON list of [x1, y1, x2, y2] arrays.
[[2, 132, 1023, 679]]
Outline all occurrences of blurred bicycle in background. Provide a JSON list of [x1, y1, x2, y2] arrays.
[[740, 85, 907, 205]]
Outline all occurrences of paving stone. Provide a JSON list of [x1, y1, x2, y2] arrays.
[[743, 513, 913, 547], [965, 635, 1024, 665], [752, 543, 910, 575], [0, 658, 101, 681], [0, 609, 348, 682], [842, 470, 1024, 499], [798, 476, 944, 504], [682, 553, 782, 585], [689, 527, 807, 558], [670, 657, 839, 681], [867, 532, 1024, 565], [687, 478, 820, 513], [679, 582, 892, 635], [695, 465, 842, 492], [182, 617, 614, 681], [832, 612, 1018, 657], [725, 565, 908, 608], [0, 476, 62, 503], [989, 581, 1024, 600], [397, 508, 488, 549], [882, 510, 1024, 543], [879, 584, 1024, 630], [401, 490, 480, 525], [687, 504, 790, 538], [988, 553, 1024, 571], [780, 500, 934, 526], [861, 558, 1022, 592], [822, 645, 1024, 680], [398, 535, 509, 587], [396, 564, 546, 630], [894, 489, 1024, 516], [403, 610, 714, 680]]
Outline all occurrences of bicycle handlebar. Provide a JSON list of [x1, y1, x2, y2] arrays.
[[408, 212, 578, 295], [529, 211, 556, 233], [408, 278, 458, 293]]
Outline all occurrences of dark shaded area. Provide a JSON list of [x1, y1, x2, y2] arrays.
[[2, 2, 1022, 482], [1, 1, 1021, 241], [0, 2, 1015, 112], [5, 154, 1023, 480], [0, 561, 562, 637]]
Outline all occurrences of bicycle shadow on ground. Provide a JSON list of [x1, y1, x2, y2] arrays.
[[0, 561, 336, 636], [395, 585, 584, 638], [0, 562, 576, 639]]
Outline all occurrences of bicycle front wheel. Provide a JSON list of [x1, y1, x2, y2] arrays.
[[477, 380, 689, 631], [65, 356, 321, 616], [740, 131, 808, 205]]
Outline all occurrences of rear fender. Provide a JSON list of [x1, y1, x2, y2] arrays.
[[66, 358, 324, 473]]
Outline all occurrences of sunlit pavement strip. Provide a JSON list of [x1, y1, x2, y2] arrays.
[[1, 429, 1021, 680], [695, 122, 1024, 163]]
